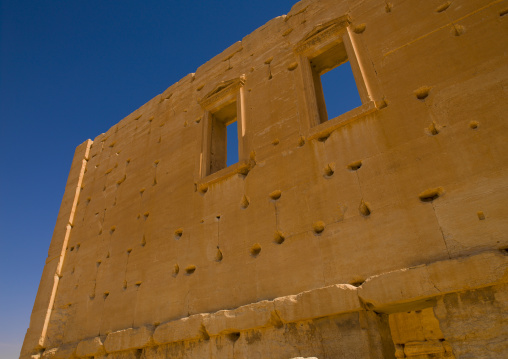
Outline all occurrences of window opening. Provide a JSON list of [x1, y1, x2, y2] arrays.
[[320, 61, 362, 121], [198, 76, 246, 179], [226, 121, 239, 167], [209, 99, 238, 174], [309, 41, 362, 123]]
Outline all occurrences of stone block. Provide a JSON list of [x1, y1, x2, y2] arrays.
[[76, 336, 105, 357], [427, 251, 508, 292], [153, 314, 208, 345], [41, 343, 76, 359], [274, 284, 362, 323], [358, 252, 508, 311], [204, 300, 275, 336], [106, 350, 141, 359], [104, 326, 153, 353]]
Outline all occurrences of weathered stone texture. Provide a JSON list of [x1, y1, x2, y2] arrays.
[[20, 0, 508, 357], [434, 284, 508, 359], [75, 336, 105, 357], [145, 312, 390, 359]]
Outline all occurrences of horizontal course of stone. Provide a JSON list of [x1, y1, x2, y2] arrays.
[[41, 250, 508, 358]]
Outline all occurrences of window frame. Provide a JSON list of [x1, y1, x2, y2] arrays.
[[197, 76, 249, 184], [293, 16, 380, 136]]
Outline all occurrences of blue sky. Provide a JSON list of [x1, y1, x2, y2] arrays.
[[0, 1, 360, 357]]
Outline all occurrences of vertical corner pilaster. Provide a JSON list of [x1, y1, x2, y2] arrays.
[[20, 139, 92, 357]]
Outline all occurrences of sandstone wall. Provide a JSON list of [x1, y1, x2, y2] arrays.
[[21, 0, 508, 358]]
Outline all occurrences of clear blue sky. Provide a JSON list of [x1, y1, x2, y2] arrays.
[[0, 1, 359, 357]]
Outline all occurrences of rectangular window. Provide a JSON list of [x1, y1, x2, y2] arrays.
[[198, 76, 246, 178], [226, 121, 239, 166], [209, 99, 238, 174], [316, 55, 362, 122], [294, 16, 377, 130]]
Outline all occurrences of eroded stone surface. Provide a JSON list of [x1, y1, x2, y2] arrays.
[[104, 326, 153, 353], [153, 314, 208, 345], [76, 336, 105, 357], [21, 0, 508, 358]]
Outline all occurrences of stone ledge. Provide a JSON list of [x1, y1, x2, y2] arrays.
[[40, 342, 76, 359], [153, 313, 209, 345], [204, 300, 277, 336], [76, 336, 105, 357], [306, 100, 378, 141], [196, 160, 252, 192], [104, 325, 153, 353], [358, 251, 508, 313], [274, 284, 362, 323], [39, 250, 508, 357]]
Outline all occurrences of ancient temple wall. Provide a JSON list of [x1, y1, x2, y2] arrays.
[[21, 0, 508, 358]]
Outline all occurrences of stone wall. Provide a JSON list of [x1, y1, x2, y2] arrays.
[[21, 0, 508, 358]]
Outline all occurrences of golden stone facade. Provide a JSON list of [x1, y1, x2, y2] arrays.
[[21, 0, 508, 358]]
